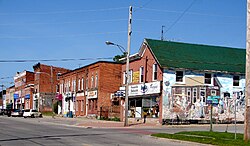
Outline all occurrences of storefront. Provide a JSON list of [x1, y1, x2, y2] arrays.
[[128, 81, 161, 118], [87, 90, 98, 115]]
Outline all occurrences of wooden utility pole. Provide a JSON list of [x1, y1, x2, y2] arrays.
[[245, 0, 250, 141], [124, 6, 132, 127]]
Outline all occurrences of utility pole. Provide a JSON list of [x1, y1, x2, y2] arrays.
[[161, 25, 165, 41], [124, 6, 132, 127], [245, 0, 250, 141]]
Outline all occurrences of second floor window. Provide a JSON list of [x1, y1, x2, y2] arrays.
[[233, 75, 240, 86], [153, 64, 157, 80], [176, 71, 184, 82], [128, 70, 133, 83], [95, 75, 98, 87], [91, 76, 94, 88], [81, 78, 84, 90], [204, 73, 212, 84], [78, 79, 81, 91], [140, 66, 144, 83], [86, 78, 88, 90]]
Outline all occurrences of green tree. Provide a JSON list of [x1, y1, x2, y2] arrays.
[[113, 52, 127, 63]]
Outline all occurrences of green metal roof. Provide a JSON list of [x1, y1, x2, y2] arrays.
[[145, 39, 246, 74]]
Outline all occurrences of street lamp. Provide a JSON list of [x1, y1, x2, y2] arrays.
[[106, 41, 130, 127], [36, 70, 54, 117]]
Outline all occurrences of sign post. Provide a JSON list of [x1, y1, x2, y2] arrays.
[[206, 96, 220, 132]]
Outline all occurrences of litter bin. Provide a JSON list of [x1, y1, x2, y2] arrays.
[[69, 111, 73, 118]]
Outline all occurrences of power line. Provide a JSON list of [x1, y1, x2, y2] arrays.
[[0, 31, 127, 39], [0, 57, 113, 63], [134, 0, 153, 12], [0, 7, 127, 15], [164, 0, 197, 35], [137, 7, 242, 19], [0, 19, 127, 26]]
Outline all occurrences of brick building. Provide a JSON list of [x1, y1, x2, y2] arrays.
[[33, 63, 70, 112], [14, 71, 34, 110], [114, 40, 162, 122], [59, 61, 122, 118], [5, 85, 15, 109]]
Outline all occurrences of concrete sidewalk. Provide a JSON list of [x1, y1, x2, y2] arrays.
[[43, 115, 163, 128]]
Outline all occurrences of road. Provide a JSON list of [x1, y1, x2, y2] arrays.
[[0, 116, 244, 146]]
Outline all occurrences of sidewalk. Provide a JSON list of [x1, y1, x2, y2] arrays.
[[43, 115, 163, 128]]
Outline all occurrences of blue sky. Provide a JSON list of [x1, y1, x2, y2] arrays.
[[0, 0, 246, 87]]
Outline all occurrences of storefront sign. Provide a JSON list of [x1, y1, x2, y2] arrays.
[[87, 90, 97, 99], [128, 81, 161, 96], [25, 94, 30, 99], [133, 71, 140, 83], [14, 94, 19, 99]]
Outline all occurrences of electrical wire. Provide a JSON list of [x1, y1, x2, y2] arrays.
[[0, 31, 127, 39], [0, 57, 113, 63], [0, 7, 127, 15], [0, 19, 127, 26], [164, 0, 197, 35]]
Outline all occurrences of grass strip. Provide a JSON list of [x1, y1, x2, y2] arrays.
[[151, 131, 250, 146]]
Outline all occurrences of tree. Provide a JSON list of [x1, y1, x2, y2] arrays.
[[113, 52, 127, 63]]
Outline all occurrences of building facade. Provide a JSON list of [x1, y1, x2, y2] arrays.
[[14, 71, 34, 110], [59, 61, 122, 118], [33, 63, 70, 112]]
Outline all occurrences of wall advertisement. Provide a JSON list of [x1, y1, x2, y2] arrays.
[[128, 81, 160, 96]]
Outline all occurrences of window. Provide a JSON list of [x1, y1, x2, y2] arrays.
[[204, 73, 212, 84], [123, 72, 126, 84], [187, 88, 191, 102], [128, 70, 133, 83], [95, 75, 98, 87], [200, 88, 206, 102], [211, 90, 216, 96], [78, 79, 81, 91], [91, 76, 94, 88], [193, 88, 197, 103], [153, 64, 157, 80], [176, 71, 184, 82], [86, 78, 88, 90], [81, 100, 84, 112], [233, 76, 240, 86], [73, 80, 76, 92], [140, 66, 144, 83], [81, 78, 84, 90]]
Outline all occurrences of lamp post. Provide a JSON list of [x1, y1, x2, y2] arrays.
[[36, 67, 54, 116], [106, 41, 130, 127], [105, 6, 132, 127]]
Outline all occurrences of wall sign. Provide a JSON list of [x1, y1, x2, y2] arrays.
[[87, 90, 98, 99], [128, 81, 160, 96]]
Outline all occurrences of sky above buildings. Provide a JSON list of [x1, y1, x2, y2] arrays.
[[0, 0, 247, 87]]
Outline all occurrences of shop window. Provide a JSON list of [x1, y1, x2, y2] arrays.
[[200, 88, 206, 102], [233, 76, 240, 86], [153, 64, 157, 80], [140, 66, 144, 83], [176, 71, 184, 82], [204, 73, 212, 84]]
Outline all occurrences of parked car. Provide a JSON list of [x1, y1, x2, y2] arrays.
[[11, 109, 22, 117], [0, 109, 5, 115], [23, 109, 42, 118]]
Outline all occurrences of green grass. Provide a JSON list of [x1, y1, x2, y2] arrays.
[[151, 131, 250, 146]]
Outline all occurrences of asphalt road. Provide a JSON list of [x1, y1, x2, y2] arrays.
[[0, 116, 244, 146]]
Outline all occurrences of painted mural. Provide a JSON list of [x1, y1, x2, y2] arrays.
[[162, 69, 245, 122]]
